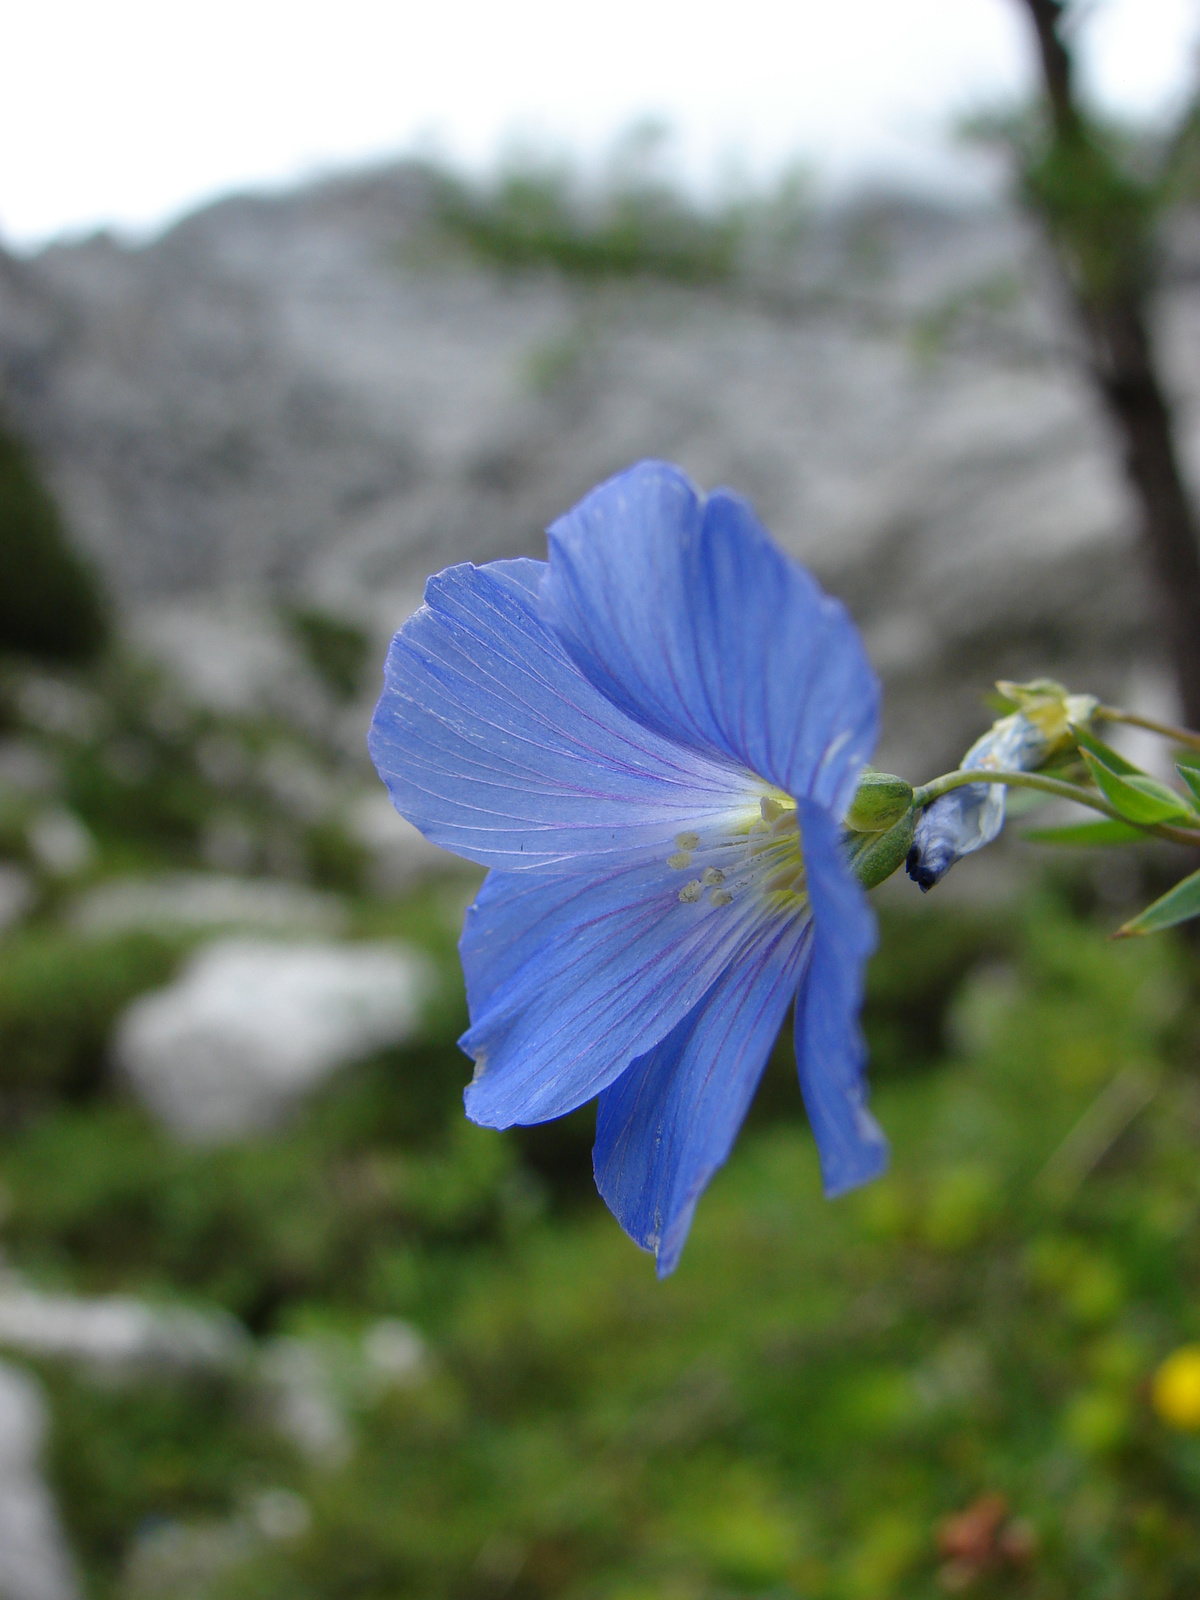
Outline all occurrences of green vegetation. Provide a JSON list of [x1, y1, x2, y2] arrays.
[[0, 929, 180, 1105], [428, 129, 811, 286], [1, 882, 1199, 1597], [0, 421, 109, 663], [284, 607, 372, 704], [5, 646, 1200, 1597]]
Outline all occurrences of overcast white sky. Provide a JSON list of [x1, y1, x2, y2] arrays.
[[2, 0, 1198, 251]]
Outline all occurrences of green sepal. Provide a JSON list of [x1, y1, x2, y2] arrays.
[[847, 809, 916, 890], [1177, 763, 1200, 806], [1115, 866, 1200, 938], [1021, 819, 1147, 846], [845, 770, 914, 832], [1080, 751, 1197, 824], [1069, 722, 1141, 775]]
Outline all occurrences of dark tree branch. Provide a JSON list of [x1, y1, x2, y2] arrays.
[[1016, 0, 1200, 729], [1025, 0, 1077, 137]]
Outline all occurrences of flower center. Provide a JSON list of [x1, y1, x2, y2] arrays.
[[666, 792, 807, 917]]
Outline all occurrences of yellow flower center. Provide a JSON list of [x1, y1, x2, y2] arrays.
[[666, 793, 806, 916]]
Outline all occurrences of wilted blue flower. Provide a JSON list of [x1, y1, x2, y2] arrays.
[[369, 461, 887, 1274], [906, 715, 1040, 891], [906, 682, 1098, 891]]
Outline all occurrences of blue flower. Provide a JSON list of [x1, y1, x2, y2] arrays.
[[368, 461, 888, 1274]]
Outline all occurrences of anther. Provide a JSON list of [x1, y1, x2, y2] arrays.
[[770, 811, 798, 836], [674, 831, 700, 850], [678, 880, 703, 904], [709, 888, 733, 907], [760, 797, 783, 823], [702, 867, 725, 886], [667, 851, 692, 870]]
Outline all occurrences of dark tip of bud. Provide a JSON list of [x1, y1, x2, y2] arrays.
[[904, 844, 941, 893]]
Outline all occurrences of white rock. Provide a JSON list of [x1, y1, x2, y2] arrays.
[[0, 1284, 248, 1376], [0, 866, 35, 937], [114, 938, 431, 1139], [0, 741, 59, 796], [251, 1488, 310, 1542], [362, 1318, 425, 1384], [13, 678, 101, 744], [0, 1363, 81, 1600], [121, 1518, 252, 1599], [129, 601, 328, 729], [258, 1338, 351, 1467], [345, 790, 457, 892], [68, 873, 347, 938], [26, 811, 95, 878]]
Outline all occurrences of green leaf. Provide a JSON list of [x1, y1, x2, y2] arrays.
[[1080, 751, 1197, 824], [1178, 762, 1200, 806], [1022, 819, 1147, 846], [1116, 866, 1200, 937], [1069, 722, 1141, 775]]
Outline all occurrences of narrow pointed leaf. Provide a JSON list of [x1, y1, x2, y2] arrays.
[[1022, 819, 1147, 846], [1116, 866, 1200, 937], [1177, 762, 1200, 805], [1081, 751, 1196, 824], [1069, 722, 1141, 775]]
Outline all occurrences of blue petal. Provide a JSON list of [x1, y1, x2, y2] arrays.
[[368, 556, 756, 872], [542, 462, 879, 817], [793, 798, 888, 1196], [593, 918, 808, 1277], [460, 857, 780, 1128]]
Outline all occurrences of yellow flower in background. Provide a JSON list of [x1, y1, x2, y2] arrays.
[[1152, 1346, 1200, 1430]]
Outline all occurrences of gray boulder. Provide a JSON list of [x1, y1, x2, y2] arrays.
[[0, 1282, 248, 1377], [68, 872, 347, 938], [114, 937, 431, 1139], [0, 1363, 80, 1600]]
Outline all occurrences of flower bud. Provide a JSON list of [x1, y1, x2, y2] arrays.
[[848, 809, 916, 890], [845, 770, 914, 832]]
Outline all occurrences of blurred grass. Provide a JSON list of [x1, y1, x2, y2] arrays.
[[1, 886, 1199, 1597]]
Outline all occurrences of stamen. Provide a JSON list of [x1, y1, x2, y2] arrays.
[[702, 867, 725, 886], [667, 851, 692, 870], [678, 880, 703, 904], [760, 797, 783, 823], [709, 888, 733, 907], [770, 811, 798, 836], [763, 866, 798, 893], [674, 831, 700, 850]]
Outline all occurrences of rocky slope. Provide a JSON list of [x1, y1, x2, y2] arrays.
[[3, 163, 1199, 775]]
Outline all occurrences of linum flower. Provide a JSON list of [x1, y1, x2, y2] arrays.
[[369, 461, 888, 1274]]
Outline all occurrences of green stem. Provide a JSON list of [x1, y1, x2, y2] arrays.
[[910, 767, 1200, 848], [1095, 705, 1200, 754]]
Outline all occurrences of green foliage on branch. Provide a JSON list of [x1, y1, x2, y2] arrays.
[[0, 423, 109, 664], [428, 127, 811, 286]]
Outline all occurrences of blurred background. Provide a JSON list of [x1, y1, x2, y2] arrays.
[[4, 2, 1200, 1596]]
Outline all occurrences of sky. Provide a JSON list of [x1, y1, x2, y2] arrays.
[[2, 0, 1198, 251]]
